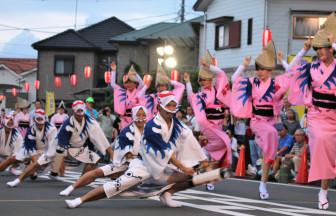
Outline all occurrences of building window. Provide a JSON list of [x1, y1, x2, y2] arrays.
[[247, 18, 253, 45], [215, 20, 241, 50], [293, 15, 326, 39], [54, 55, 74, 75]]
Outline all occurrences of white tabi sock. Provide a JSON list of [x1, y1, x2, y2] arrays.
[[65, 198, 82, 209], [59, 185, 74, 196], [259, 182, 269, 200], [318, 189, 329, 210], [159, 192, 182, 208], [6, 178, 21, 188]]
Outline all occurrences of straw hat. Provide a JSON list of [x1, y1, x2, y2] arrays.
[[321, 12, 336, 38], [124, 65, 138, 83], [17, 97, 30, 109], [312, 29, 332, 48], [255, 40, 276, 70], [198, 50, 215, 80], [155, 63, 170, 86]]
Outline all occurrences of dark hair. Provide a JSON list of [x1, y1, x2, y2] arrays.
[[283, 124, 288, 131]]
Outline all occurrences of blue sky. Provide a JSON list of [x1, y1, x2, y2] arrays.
[[0, 0, 201, 58]]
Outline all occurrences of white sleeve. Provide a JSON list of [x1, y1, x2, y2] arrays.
[[285, 48, 307, 71], [209, 65, 223, 74], [110, 71, 116, 88], [136, 73, 144, 88], [186, 82, 193, 98], [231, 65, 245, 82], [332, 42, 336, 51]]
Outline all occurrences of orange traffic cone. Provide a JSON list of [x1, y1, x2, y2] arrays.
[[295, 144, 308, 184], [235, 145, 246, 177]]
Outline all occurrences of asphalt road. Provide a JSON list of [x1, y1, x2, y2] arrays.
[[0, 169, 335, 216]]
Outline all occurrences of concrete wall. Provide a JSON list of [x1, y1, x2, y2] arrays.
[[37, 50, 96, 101]]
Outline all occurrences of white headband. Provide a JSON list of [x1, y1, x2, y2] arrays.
[[34, 109, 46, 124], [132, 105, 147, 122], [72, 100, 86, 114], [3, 114, 14, 129], [158, 91, 179, 113]]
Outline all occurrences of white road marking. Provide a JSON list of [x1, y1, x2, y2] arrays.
[[38, 171, 336, 216]]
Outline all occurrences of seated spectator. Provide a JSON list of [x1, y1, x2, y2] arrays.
[[282, 128, 307, 179], [185, 106, 200, 136], [272, 123, 295, 180], [246, 126, 261, 175], [282, 108, 301, 135]]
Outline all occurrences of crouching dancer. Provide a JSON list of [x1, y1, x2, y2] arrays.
[[6, 109, 58, 187], [59, 104, 147, 196], [65, 91, 225, 209]]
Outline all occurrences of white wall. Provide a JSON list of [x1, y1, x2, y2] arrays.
[[22, 70, 37, 103], [267, 0, 336, 57], [201, 0, 266, 70]]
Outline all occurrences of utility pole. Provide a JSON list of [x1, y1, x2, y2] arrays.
[[180, 0, 185, 23]]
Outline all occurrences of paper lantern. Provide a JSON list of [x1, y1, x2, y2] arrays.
[[262, 28, 272, 47], [24, 82, 30, 92], [34, 80, 40, 90], [84, 66, 92, 79], [54, 76, 62, 88], [70, 74, 77, 87], [104, 71, 111, 84], [0, 95, 5, 101], [171, 69, 179, 81], [12, 88, 17, 97]]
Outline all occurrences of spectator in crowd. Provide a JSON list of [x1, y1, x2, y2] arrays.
[[85, 97, 99, 120], [98, 106, 116, 143], [29, 100, 43, 125], [223, 108, 234, 131], [175, 110, 184, 121], [185, 106, 200, 135], [282, 108, 301, 135], [300, 107, 308, 133], [280, 97, 295, 122], [282, 128, 307, 179], [226, 129, 239, 173], [273, 123, 295, 180], [246, 125, 261, 175], [234, 118, 246, 145]]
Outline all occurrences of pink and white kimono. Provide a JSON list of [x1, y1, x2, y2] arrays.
[[50, 113, 69, 130], [230, 66, 289, 162], [111, 71, 147, 129], [186, 65, 231, 166], [144, 80, 185, 120], [14, 111, 30, 137], [287, 50, 336, 182]]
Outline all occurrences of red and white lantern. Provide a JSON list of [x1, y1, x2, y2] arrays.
[[24, 82, 30, 92], [104, 71, 111, 84], [0, 95, 5, 101], [70, 74, 77, 87], [262, 28, 272, 47], [171, 69, 179, 81], [54, 76, 62, 88], [84, 66, 92, 79], [34, 80, 40, 90], [12, 88, 17, 97]]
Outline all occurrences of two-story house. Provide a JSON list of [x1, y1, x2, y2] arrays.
[[32, 17, 134, 104], [0, 58, 37, 109], [193, 0, 336, 73]]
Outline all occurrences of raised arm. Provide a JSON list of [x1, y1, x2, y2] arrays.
[[183, 72, 193, 99], [171, 80, 185, 102], [110, 62, 117, 88], [232, 56, 251, 82]]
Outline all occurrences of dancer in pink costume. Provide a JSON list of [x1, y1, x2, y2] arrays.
[[230, 41, 288, 200], [184, 50, 231, 191], [14, 98, 31, 137], [285, 13, 336, 209], [144, 63, 185, 120], [110, 63, 149, 129], [50, 101, 69, 130]]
